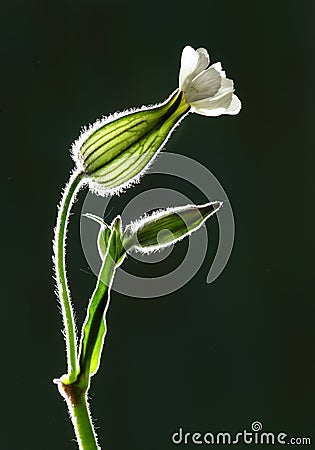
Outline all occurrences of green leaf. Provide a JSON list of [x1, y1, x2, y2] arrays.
[[78, 216, 126, 382], [123, 201, 222, 253]]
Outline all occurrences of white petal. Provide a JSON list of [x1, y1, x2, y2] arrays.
[[190, 76, 234, 111], [190, 91, 234, 116], [224, 94, 242, 115], [210, 62, 226, 78], [192, 107, 227, 117], [196, 47, 210, 70], [179, 45, 210, 91], [214, 77, 234, 98], [185, 67, 222, 102]]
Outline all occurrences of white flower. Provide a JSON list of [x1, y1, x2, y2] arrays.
[[179, 45, 241, 116], [71, 44, 241, 197]]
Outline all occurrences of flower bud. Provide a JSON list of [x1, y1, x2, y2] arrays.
[[123, 201, 223, 253]]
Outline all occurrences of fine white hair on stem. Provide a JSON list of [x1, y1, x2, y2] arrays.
[[53, 169, 86, 375]]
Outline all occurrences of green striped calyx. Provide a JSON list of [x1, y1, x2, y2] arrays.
[[122, 201, 223, 254], [72, 91, 189, 196]]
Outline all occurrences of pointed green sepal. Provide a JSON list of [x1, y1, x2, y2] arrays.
[[83, 213, 111, 259]]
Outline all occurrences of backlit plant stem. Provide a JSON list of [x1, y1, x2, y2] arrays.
[[57, 381, 100, 450], [54, 170, 84, 382], [57, 229, 120, 450], [54, 169, 104, 449]]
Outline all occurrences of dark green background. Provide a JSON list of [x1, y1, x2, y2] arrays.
[[2, 0, 314, 449]]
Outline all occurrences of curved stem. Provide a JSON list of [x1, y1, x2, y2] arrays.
[[54, 170, 84, 382]]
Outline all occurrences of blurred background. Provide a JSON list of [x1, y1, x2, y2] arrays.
[[2, 0, 314, 448]]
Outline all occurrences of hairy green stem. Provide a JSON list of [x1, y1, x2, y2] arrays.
[[73, 397, 99, 450], [58, 382, 100, 450], [54, 170, 84, 382], [54, 170, 102, 449]]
